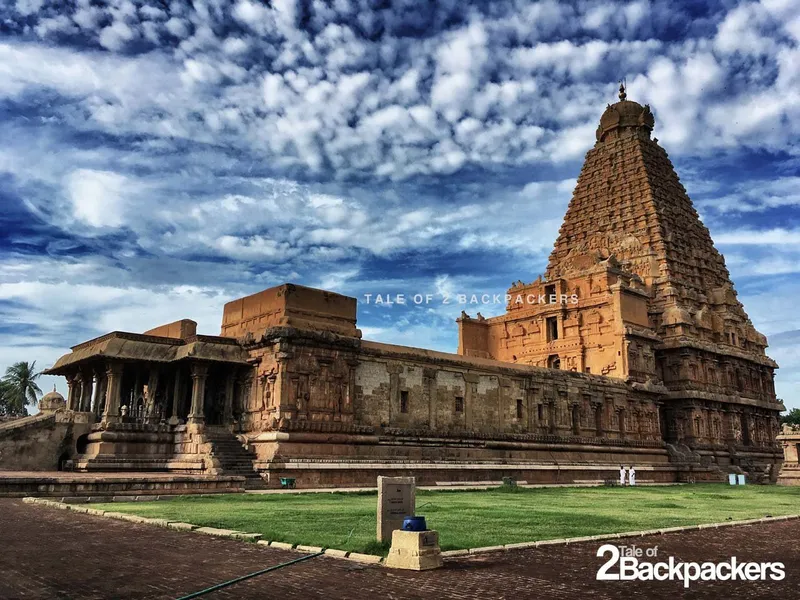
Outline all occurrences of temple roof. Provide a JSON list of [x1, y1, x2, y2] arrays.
[[545, 84, 769, 356], [44, 331, 250, 374], [596, 84, 655, 142]]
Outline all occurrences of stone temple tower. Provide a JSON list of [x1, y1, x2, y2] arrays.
[[458, 84, 783, 454]]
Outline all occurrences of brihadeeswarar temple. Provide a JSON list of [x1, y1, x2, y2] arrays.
[[1, 86, 788, 490]]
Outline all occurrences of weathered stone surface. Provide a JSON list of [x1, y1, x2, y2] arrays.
[[195, 527, 248, 538], [140, 518, 170, 527], [0, 413, 92, 471], [777, 424, 800, 485], [468, 545, 505, 554], [295, 545, 324, 553], [384, 530, 442, 571], [113, 514, 151, 524], [347, 553, 382, 564], [440, 549, 469, 558], [504, 542, 538, 550], [324, 548, 349, 558], [268, 541, 295, 550], [377, 476, 415, 543], [167, 522, 196, 531]]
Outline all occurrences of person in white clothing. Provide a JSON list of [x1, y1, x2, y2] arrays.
[[629, 466, 636, 486], [619, 465, 626, 486]]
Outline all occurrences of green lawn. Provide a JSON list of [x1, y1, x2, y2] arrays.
[[93, 484, 800, 555]]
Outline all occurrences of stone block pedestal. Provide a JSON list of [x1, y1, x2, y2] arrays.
[[384, 530, 443, 571], [777, 425, 800, 486]]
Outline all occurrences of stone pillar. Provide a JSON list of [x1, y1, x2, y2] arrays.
[[102, 362, 124, 424], [93, 368, 107, 417], [423, 369, 436, 430], [527, 385, 539, 432], [89, 374, 98, 413], [346, 362, 358, 420], [223, 372, 236, 424], [79, 370, 94, 412], [131, 368, 143, 417], [188, 363, 208, 425], [271, 344, 294, 420], [145, 369, 160, 423], [571, 403, 580, 436], [465, 374, 480, 431], [171, 371, 182, 424], [387, 363, 403, 426], [75, 375, 85, 411], [593, 401, 604, 437], [742, 412, 752, 446], [66, 375, 78, 411], [235, 373, 249, 422]]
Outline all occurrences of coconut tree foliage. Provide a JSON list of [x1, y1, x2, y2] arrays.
[[0, 361, 43, 417]]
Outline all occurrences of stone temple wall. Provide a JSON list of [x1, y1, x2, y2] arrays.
[[224, 321, 782, 487], [239, 328, 664, 441]]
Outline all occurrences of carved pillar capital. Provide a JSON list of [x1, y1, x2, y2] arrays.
[[190, 362, 208, 379]]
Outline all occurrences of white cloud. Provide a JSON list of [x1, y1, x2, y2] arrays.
[[65, 169, 130, 228], [1, 0, 800, 413], [98, 20, 138, 52], [715, 228, 800, 245]]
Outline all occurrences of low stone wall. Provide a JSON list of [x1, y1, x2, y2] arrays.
[[256, 459, 717, 489], [0, 411, 92, 471], [244, 425, 717, 488], [0, 472, 245, 497]]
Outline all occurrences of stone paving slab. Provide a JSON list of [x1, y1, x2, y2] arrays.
[[1, 498, 799, 599]]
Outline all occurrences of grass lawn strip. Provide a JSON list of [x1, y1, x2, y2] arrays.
[[82, 484, 800, 556]]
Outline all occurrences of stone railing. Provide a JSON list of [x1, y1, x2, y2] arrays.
[[0, 412, 54, 437]]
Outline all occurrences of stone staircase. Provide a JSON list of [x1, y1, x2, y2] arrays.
[[203, 427, 267, 490]]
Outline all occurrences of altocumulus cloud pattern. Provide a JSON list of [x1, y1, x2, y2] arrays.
[[0, 0, 799, 409]]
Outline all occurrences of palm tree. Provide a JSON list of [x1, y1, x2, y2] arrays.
[[0, 380, 12, 416], [1, 361, 43, 416]]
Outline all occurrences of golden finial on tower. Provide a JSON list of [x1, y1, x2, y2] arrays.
[[618, 80, 627, 101]]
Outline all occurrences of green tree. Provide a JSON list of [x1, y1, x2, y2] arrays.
[[781, 408, 800, 426], [0, 361, 43, 416], [0, 380, 12, 416]]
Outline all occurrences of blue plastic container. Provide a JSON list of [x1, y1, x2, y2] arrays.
[[402, 516, 427, 531]]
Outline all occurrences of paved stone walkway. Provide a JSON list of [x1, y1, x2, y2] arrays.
[[1, 499, 798, 599]]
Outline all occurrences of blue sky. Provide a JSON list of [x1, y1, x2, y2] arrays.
[[0, 0, 798, 411]]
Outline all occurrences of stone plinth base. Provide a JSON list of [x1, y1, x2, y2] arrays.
[[0, 471, 245, 497], [777, 466, 800, 486], [384, 529, 443, 571], [258, 459, 720, 488]]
